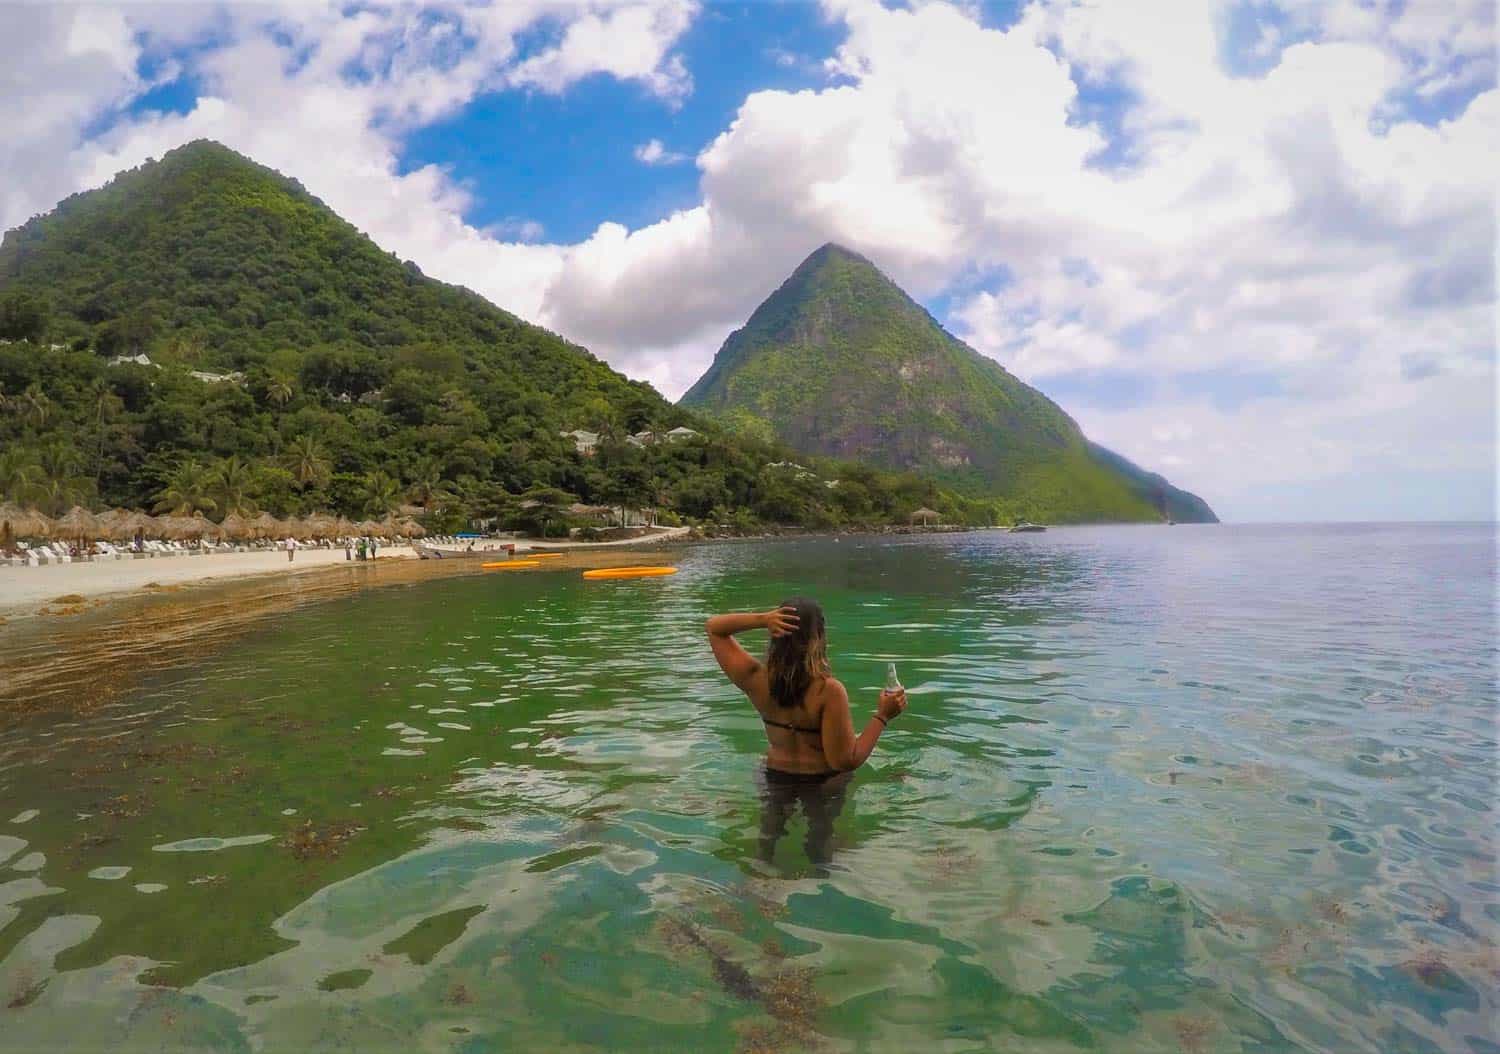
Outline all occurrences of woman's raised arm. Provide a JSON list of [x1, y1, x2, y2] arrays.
[[705, 608, 797, 689]]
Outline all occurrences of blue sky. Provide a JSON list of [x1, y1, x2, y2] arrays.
[[398, 3, 847, 244], [4, 1, 1495, 521]]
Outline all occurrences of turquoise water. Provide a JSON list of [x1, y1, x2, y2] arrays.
[[0, 524, 1494, 1052]]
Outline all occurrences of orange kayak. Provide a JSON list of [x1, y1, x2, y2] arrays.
[[582, 566, 678, 580]]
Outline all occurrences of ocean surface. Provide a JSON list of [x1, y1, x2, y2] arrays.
[[0, 524, 1494, 1052]]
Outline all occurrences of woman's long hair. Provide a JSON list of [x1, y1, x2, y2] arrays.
[[766, 596, 830, 709]]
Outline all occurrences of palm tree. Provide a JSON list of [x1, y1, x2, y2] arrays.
[[88, 380, 122, 486], [154, 461, 218, 516], [362, 470, 402, 518], [266, 372, 295, 408], [210, 456, 258, 518], [34, 475, 93, 517], [280, 435, 331, 489], [406, 457, 453, 513], [19, 384, 51, 430], [33, 443, 95, 516], [37, 441, 84, 484], [0, 448, 43, 505]]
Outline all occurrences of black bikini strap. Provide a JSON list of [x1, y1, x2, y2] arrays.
[[762, 715, 821, 734]]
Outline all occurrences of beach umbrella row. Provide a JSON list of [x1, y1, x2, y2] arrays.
[[0, 505, 428, 544]]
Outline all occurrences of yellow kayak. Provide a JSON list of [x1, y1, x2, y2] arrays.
[[527, 552, 565, 559], [482, 560, 540, 570], [582, 566, 678, 580]]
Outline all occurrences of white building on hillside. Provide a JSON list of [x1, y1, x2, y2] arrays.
[[561, 429, 600, 455]]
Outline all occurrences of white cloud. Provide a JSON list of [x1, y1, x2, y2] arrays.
[[507, 1, 696, 102], [633, 137, 688, 165], [0, 1, 698, 323], [527, 0, 1495, 520], [2, 0, 1494, 521]]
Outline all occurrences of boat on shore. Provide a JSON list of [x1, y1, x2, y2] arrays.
[[413, 539, 517, 560], [1008, 522, 1047, 533]]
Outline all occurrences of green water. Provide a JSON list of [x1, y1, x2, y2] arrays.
[[0, 526, 1494, 1052]]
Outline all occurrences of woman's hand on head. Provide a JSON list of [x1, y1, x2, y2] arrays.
[[878, 687, 907, 722], [764, 606, 800, 638]]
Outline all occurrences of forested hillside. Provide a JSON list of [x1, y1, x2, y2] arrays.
[[0, 142, 988, 531], [683, 244, 1217, 524]]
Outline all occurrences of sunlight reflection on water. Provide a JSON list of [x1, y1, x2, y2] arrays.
[[0, 525, 1494, 1052]]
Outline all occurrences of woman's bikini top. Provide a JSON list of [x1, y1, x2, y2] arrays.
[[761, 714, 822, 738]]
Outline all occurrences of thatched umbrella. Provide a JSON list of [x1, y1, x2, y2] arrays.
[[335, 516, 357, 539], [353, 518, 383, 538], [219, 512, 253, 541], [156, 515, 204, 541], [395, 517, 426, 538], [250, 511, 284, 539], [302, 512, 338, 539], [94, 508, 136, 542], [1, 503, 53, 540], [190, 511, 222, 541], [909, 506, 940, 526], [123, 511, 155, 542], [57, 505, 103, 546]]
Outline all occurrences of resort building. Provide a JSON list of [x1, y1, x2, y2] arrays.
[[561, 429, 600, 456], [665, 426, 699, 441]]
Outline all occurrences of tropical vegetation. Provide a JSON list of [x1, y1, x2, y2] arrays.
[[0, 142, 991, 533], [681, 243, 1218, 524]]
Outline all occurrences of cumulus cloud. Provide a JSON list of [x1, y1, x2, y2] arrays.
[[633, 138, 688, 165], [529, 0, 1495, 519], [1, 0, 1494, 520], [0, 1, 698, 321]]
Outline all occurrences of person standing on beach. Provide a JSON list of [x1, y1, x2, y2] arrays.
[[285, 536, 295, 562], [345, 538, 352, 560], [369, 536, 377, 560]]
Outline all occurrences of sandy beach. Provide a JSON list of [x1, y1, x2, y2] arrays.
[[0, 527, 692, 617], [0, 545, 419, 614]]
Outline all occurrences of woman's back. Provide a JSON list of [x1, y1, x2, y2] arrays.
[[748, 671, 839, 775], [705, 597, 906, 778]]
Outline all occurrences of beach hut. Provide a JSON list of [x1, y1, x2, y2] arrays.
[[122, 511, 155, 543], [57, 506, 103, 546], [282, 515, 315, 539], [219, 512, 253, 541], [189, 511, 223, 541], [95, 508, 136, 542], [909, 507, 940, 526], [250, 511, 284, 540], [156, 515, 202, 541], [299, 513, 336, 539], [0, 503, 53, 541]]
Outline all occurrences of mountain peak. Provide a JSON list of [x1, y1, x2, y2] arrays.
[[680, 245, 1218, 523]]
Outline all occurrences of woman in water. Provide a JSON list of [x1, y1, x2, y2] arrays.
[[706, 598, 906, 866]]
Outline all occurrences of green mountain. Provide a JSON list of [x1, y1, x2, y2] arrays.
[[0, 142, 984, 530], [681, 244, 1217, 523]]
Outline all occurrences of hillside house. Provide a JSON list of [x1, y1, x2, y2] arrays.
[[561, 429, 600, 456]]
